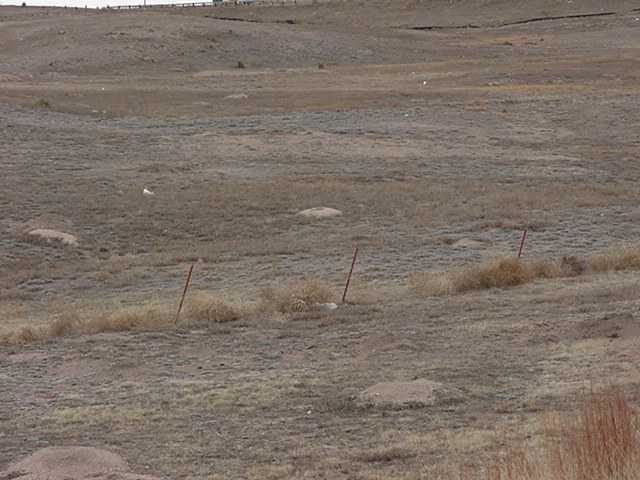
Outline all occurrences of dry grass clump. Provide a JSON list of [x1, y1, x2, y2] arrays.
[[2, 326, 44, 345], [588, 246, 640, 273], [486, 389, 639, 480], [411, 257, 562, 296], [49, 311, 82, 337], [412, 246, 640, 297], [258, 279, 335, 314], [185, 294, 245, 323], [0, 306, 170, 346], [83, 307, 171, 334], [0, 281, 338, 346]]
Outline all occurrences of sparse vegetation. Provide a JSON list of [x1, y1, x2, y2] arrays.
[[33, 98, 51, 109]]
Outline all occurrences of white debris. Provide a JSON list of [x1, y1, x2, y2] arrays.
[[225, 93, 249, 99], [142, 187, 155, 196]]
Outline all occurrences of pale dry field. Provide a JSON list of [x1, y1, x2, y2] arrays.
[[2, 1, 640, 478]]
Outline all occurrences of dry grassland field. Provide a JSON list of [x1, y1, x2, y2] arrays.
[[2, 0, 640, 478]]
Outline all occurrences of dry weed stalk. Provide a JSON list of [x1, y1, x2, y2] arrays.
[[487, 389, 639, 480]]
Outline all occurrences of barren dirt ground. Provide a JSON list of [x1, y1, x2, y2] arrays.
[[2, 1, 640, 478]]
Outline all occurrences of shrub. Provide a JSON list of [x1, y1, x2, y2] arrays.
[[34, 98, 51, 109]]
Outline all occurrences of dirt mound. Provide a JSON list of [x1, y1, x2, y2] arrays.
[[357, 379, 463, 408], [1, 447, 161, 480], [26, 228, 78, 246], [297, 207, 342, 219]]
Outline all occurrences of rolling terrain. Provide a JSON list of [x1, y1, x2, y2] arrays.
[[2, 1, 640, 478]]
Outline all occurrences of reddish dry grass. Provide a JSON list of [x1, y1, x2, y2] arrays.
[[487, 389, 639, 480]]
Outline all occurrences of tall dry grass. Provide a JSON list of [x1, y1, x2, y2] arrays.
[[185, 294, 246, 323], [0, 306, 173, 346], [411, 246, 640, 296], [0, 279, 336, 346], [486, 389, 639, 480]]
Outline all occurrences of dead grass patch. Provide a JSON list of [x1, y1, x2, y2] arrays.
[[82, 307, 171, 334], [411, 246, 640, 296], [0, 278, 337, 346], [410, 257, 561, 296], [0, 306, 172, 345], [258, 278, 335, 314], [588, 247, 640, 273]]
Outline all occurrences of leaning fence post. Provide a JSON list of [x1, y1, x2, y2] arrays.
[[517, 228, 528, 258], [175, 263, 195, 324], [342, 246, 359, 303]]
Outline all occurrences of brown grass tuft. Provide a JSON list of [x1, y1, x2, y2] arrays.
[[48, 311, 81, 338], [14, 326, 44, 345], [412, 246, 640, 296], [185, 295, 244, 323], [83, 307, 171, 334], [411, 257, 561, 296]]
